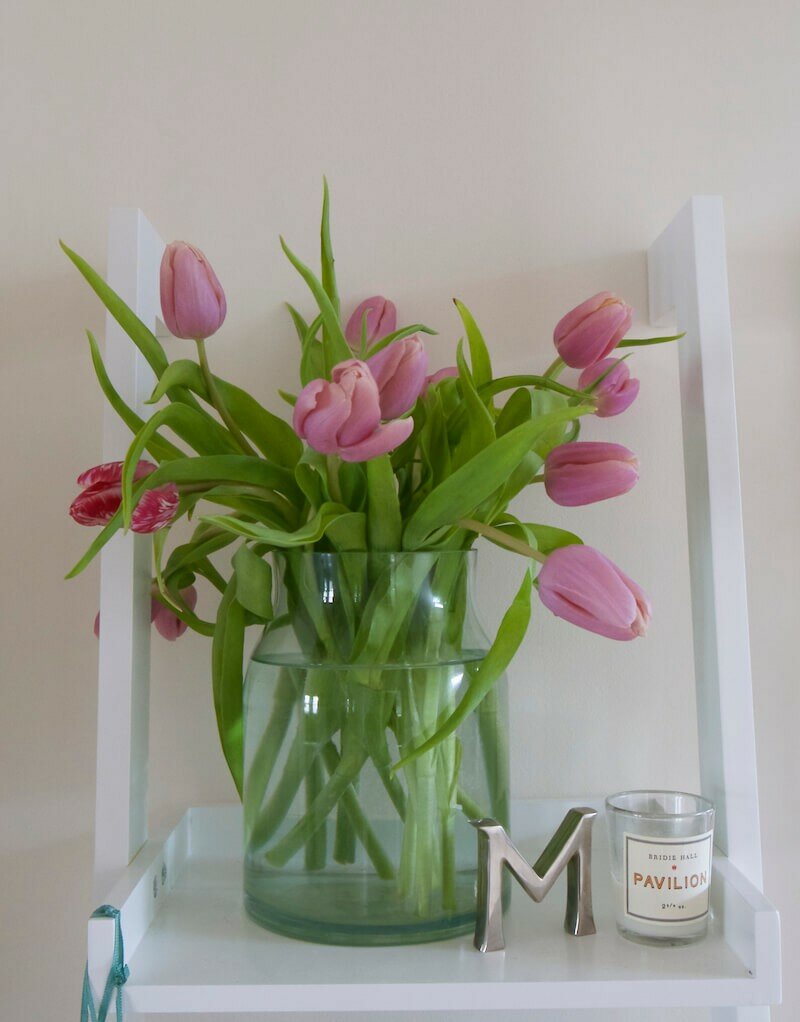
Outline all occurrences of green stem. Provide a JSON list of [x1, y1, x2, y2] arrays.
[[478, 687, 510, 826], [249, 728, 308, 852], [457, 518, 547, 563], [321, 742, 395, 880], [305, 755, 327, 870], [456, 786, 488, 820], [244, 669, 299, 844], [266, 747, 368, 868], [195, 337, 257, 456], [543, 356, 565, 378], [332, 725, 356, 864]]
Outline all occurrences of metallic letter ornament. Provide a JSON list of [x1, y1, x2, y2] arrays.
[[472, 807, 597, 952]]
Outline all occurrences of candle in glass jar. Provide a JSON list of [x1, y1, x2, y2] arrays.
[[606, 791, 715, 945]]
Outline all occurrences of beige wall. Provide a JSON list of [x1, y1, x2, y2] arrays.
[[1, 1, 797, 1019]]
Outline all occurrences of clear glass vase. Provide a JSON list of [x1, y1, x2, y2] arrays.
[[243, 550, 509, 946]]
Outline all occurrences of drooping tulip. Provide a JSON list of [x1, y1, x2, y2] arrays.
[[579, 358, 640, 417], [160, 241, 227, 340], [553, 292, 633, 369], [344, 296, 397, 349], [152, 586, 198, 640], [94, 585, 198, 641], [70, 461, 179, 533], [367, 336, 428, 418], [544, 442, 639, 506], [293, 359, 413, 462], [537, 544, 651, 641]]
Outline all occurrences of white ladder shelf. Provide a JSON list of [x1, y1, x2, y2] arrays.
[[85, 198, 781, 1018]]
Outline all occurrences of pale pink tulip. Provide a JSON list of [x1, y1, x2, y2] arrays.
[[160, 241, 226, 340], [152, 586, 198, 640], [425, 366, 458, 389], [553, 292, 633, 369], [70, 461, 179, 533], [579, 358, 640, 417], [95, 585, 197, 641], [367, 336, 428, 418], [293, 360, 413, 462], [344, 296, 397, 349], [538, 545, 651, 640], [544, 442, 639, 506]]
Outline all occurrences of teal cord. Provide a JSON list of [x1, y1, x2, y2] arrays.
[[80, 905, 129, 1022]]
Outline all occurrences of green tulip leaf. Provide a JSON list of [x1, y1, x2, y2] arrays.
[[146, 358, 302, 467], [393, 566, 533, 771], [365, 323, 438, 358], [286, 303, 309, 345], [618, 333, 685, 348], [403, 405, 593, 549], [201, 502, 356, 547], [454, 299, 492, 389], [280, 236, 351, 373], [86, 331, 183, 462], [212, 573, 246, 797], [366, 455, 402, 551], [232, 545, 274, 621]]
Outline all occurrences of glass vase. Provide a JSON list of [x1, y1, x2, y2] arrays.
[[242, 550, 509, 946]]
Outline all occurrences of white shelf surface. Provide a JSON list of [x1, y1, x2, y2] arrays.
[[90, 798, 780, 1015]]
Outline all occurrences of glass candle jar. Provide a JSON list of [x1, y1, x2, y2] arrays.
[[605, 790, 715, 946]]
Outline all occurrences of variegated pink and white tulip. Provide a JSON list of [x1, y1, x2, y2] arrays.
[[70, 461, 179, 533]]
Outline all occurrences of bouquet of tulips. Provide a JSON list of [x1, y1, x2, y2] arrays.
[[65, 185, 676, 928]]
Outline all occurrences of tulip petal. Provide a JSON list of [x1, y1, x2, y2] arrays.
[[77, 460, 155, 490], [338, 418, 414, 462], [334, 362, 382, 446], [301, 382, 353, 454], [130, 483, 180, 533], [70, 484, 123, 526]]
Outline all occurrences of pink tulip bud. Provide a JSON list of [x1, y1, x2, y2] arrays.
[[344, 296, 397, 349], [152, 586, 198, 641], [70, 461, 179, 533], [160, 241, 227, 340], [579, 358, 640, 417], [538, 545, 651, 641], [553, 292, 633, 369], [367, 336, 428, 419], [95, 585, 197, 641], [425, 366, 459, 390], [544, 442, 639, 507], [293, 359, 413, 463]]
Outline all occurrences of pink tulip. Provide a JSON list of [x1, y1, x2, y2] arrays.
[[538, 545, 651, 641], [70, 461, 179, 533], [544, 442, 639, 507], [293, 359, 413, 462], [424, 366, 459, 390], [95, 585, 197, 641], [579, 358, 640, 417], [152, 586, 198, 640], [553, 292, 633, 369], [367, 336, 428, 418], [160, 241, 227, 340], [344, 296, 397, 349]]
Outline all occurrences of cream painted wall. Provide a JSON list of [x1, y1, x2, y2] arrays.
[[1, 1, 797, 1019]]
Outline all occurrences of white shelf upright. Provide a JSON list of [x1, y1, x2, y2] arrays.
[[85, 198, 780, 1019]]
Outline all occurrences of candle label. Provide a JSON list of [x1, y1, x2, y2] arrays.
[[623, 830, 713, 923]]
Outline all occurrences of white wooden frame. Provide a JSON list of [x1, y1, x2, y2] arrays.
[[85, 199, 778, 1018]]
